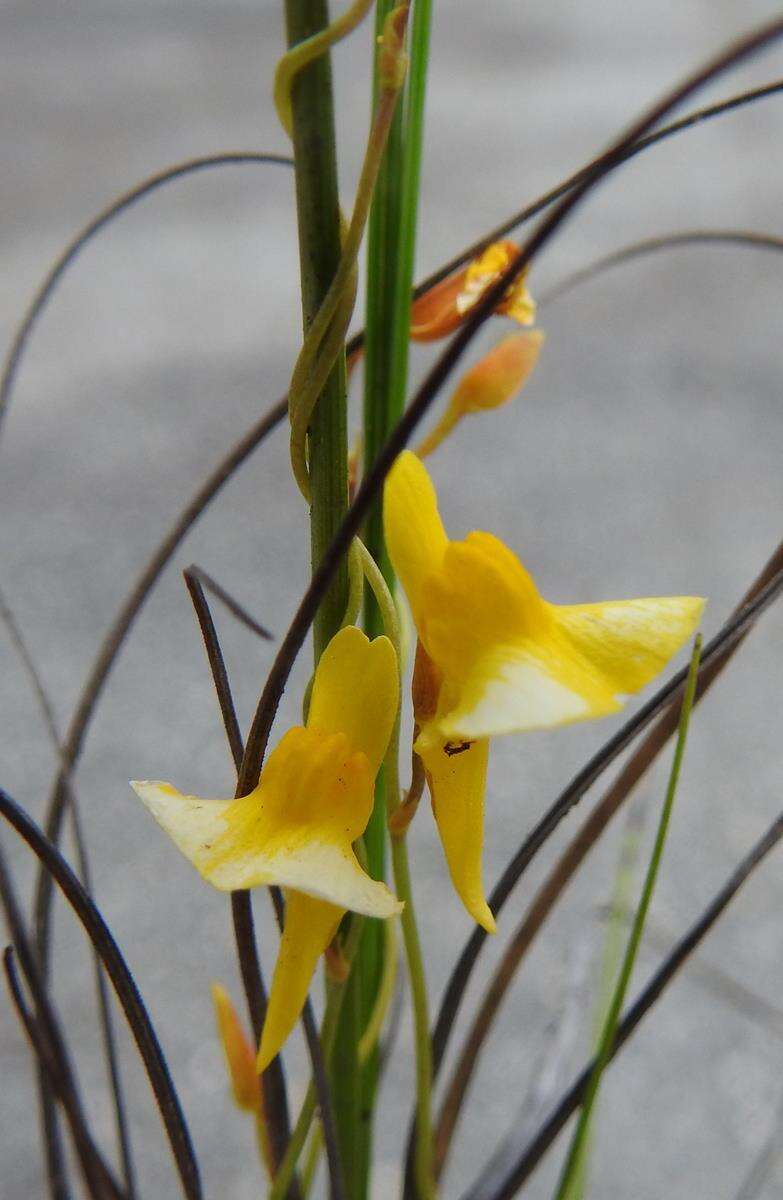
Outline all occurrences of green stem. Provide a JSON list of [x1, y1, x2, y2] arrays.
[[288, 77, 407, 500], [358, 542, 435, 1200], [360, 1, 433, 1167], [358, 918, 398, 1063], [282, 0, 356, 1188], [284, 0, 349, 661], [388, 0, 432, 405], [362, 0, 432, 744], [390, 838, 435, 1200], [269, 917, 365, 1200], [554, 636, 702, 1200]]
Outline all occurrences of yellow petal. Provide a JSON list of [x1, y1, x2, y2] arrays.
[[436, 641, 620, 740], [307, 625, 399, 775], [384, 451, 448, 623], [553, 596, 705, 695], [211, 983, 260, 1112], [131, 736, 402, 916], [257, 890, 343, 1071], [422, 531, 547, 683], [416, 733, 494, 932], [130, 779, 233, 865], [438, 593, 703, 739], [252, 840, 402, 917]]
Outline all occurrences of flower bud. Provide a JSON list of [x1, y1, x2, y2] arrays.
[[452, 330, 543, 414], [410, 240, 535, 344], [378, 6, 409, 92], [416, 330, 544, 458], [212, 983, 261, 1113]]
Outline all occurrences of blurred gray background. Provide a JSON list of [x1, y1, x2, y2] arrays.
[[2, 1, 783, 1197]]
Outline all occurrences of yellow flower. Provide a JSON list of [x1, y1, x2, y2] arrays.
[[409, 240, 535, 342], [384, 452, 704, 933], [132, 625, 403, 1069], [417, 330, 544, 459]]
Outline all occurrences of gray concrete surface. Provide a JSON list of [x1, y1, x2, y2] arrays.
[[2, 1, 783, 1197]]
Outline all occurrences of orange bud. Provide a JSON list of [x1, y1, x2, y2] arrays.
[[451, 330, 544, 415], [211, 983, 261, 1113], [416, 330, 544, 459]]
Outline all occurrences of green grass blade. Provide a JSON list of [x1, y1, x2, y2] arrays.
[[564, 800, 647, 1200], [553, 635, 702, 1200]]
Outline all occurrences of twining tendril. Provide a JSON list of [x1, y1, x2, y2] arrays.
[[278, 5, 410, 500], [274, 0, 377, 139]]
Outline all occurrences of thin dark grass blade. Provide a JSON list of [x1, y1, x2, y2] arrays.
[[183, 573, 345, 1200], [0, 790, 203, 1200], [0, 586, 137, 1198], [639, 921, 783, 1037], [461, 810, 783, 1200], [475, 941, 593, 1195], [33, 394, 287, 970], [26, 156, 294, 981], [732, 1087, 783, 1200], [183, 570, 248, 774], [539, 229, 783, 306], [184, 565, 273, 642], [422, 79, 783, 292], [0, 153, 293, 436], [2, 949, 107, 1200], [0, 857, 126, 1200], [183, 568, 296, 1189]]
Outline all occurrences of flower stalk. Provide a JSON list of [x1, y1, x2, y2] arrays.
[[358, 540, 436, 1200]]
